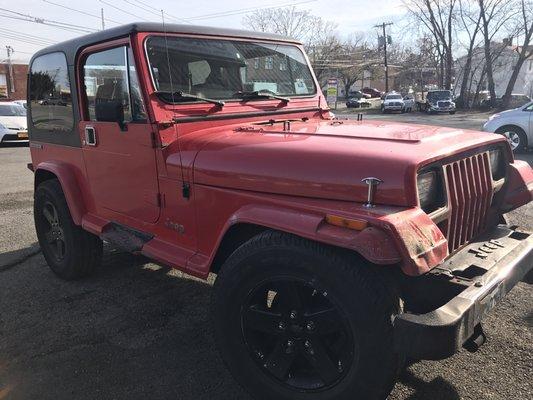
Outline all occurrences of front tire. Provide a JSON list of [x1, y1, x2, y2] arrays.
[[496, 126, 527, 153], [34, 179, 103, 280], [212, 231, 402, 400]]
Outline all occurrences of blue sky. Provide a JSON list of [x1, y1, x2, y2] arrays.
[[0, 0, 406, 61]]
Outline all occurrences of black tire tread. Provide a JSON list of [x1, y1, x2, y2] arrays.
[[213, 230, 402, 400], [35, 179, 102, 280]]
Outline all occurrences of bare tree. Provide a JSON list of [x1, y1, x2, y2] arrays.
[[404, 0, 457, 90], [478, 0, 521, 107], [456, 0, 483, 108], [501, 0, 533, 108], [327, 35, 381, 97], [243, 7, 339, 83], [243, 7, 337, 45]]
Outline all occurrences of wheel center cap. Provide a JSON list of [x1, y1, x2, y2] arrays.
[[290, 323, 303, 335]]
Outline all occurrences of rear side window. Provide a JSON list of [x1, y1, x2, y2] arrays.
[[29, 52, 73, 132]]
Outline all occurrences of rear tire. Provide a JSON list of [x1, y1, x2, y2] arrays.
[[212, 231, 403, 400], [34, 179, 102, 280]]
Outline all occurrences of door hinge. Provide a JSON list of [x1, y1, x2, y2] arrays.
[[182, 182, 191, 199]]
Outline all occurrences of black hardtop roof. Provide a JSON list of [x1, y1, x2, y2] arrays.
[[31, 22, 300, 65]]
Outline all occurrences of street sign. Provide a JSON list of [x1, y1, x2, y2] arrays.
[[326, 78, 338, 109]]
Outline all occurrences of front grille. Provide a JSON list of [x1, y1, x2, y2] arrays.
[[443, 152, 493, 252], [437, 101, 451, 107]]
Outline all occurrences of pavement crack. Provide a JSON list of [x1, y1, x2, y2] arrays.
[[0, 247, 42, 272]]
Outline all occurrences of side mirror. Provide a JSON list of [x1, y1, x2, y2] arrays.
[[95, 100, 127, 131]]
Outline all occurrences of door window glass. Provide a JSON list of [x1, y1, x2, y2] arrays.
[[128, 48, 147, 121], [84, 46, 146, 123], [29, 52, 73, 132]]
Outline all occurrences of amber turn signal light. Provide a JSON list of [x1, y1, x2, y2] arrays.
[[325, 215, 368, 231]]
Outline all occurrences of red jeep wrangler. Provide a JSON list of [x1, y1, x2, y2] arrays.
[[27, 23, 532, 400]]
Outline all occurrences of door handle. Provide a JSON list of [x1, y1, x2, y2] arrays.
[[85, 126, 97, 146]]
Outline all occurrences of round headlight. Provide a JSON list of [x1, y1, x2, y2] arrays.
[[417, 170, 441, 211], [489, 149, 504, 180]]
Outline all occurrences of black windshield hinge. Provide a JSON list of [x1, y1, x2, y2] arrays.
[[150, 131, 159, 148], [182, 182, 191, 199]]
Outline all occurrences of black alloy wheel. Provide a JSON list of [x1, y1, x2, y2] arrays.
[[242, 278, 355, 391], [212, 231, 403, 400], [41, 201, 66, 262]]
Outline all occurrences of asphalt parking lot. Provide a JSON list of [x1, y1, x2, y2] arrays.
[[0, 112, 532, 400]]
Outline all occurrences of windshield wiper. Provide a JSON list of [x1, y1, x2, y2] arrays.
[[234, 90, 290, 103], [154, 90, 225, 107]]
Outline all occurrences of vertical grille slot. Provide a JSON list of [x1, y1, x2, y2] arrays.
[[443, 152, 492, 252]]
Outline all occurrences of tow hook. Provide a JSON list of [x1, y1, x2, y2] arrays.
[[463, 324, 486, 353]]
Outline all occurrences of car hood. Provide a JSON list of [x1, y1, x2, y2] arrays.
[[184, 119, 505, 206], [384, 99, 403, 103], [0, 116, 26, 129]]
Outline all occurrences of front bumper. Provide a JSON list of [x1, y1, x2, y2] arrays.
[[0, 131, 29, 143], [429, 106, 455, 112], [394, 225, 532, 360]]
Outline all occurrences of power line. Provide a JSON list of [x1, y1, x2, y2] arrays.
[[0, 7, 97, 33], [99, 0, 150, 22], [0, 34, 50, 47], [120, 0, 189, 24], [0, 49, 34, 55], [42, 0, 124, 26], [0, 28, 57, 45], [128, 0, 191, 24], [186, 0, 318, 21], [0, 32, 56, 47]]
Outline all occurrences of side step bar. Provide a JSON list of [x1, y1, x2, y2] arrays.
[[101, 222, 153, 252]]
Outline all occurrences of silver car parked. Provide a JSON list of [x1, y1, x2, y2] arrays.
[[482, 101, 533, 152]]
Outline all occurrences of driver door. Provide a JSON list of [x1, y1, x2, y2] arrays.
[[79, 43, 160, 224]]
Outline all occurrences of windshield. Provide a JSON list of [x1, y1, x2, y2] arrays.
[[386, 94, 402, 100], [145, 36, 316, 102], [0, 104, 26, 116], [427, 91, 451, 101]]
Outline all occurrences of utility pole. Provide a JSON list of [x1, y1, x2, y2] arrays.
[[100, 8, 105, 30], [374, 22, 393, 93], [6, 45, 15, 96]]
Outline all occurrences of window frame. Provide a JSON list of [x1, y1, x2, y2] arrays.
[[77, 38, 148, 124], [142, 34, 319, 105], [28, 51, 75, 135]]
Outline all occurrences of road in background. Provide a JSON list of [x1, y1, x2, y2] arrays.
[[0, 110, 532, 400]]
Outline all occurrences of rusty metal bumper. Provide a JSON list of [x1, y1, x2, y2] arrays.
[[394, 225, 533, 360]]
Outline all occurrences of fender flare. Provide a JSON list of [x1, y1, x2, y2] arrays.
[[218, 204, 402, 266], [34, 161, 87, 225]]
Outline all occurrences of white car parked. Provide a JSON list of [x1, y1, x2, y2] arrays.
[[0, 102, 28, 144], [482, 101, 533, 152], [381, 93, 405, 113]]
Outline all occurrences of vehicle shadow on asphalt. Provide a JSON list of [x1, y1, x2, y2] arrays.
[[1, 245, 461, 400], [397, 368, 461, 399]]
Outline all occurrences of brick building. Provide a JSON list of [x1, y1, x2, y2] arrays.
[[0, 61, 29, 101]]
